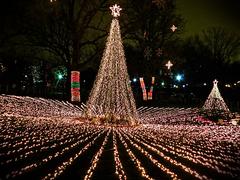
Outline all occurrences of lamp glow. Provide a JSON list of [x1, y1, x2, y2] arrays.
[[175, 74, 183, 82]]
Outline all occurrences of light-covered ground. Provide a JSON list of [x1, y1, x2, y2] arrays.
[[0, 95, 239, 179]]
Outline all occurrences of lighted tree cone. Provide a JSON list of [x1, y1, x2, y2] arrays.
[[85, 5, 138, 125], [203, 80, 230, 112], [71, 71, 80, 102]]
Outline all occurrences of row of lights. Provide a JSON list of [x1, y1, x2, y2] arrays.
[[0, 114, 239, 179], [131, 74, 184, 84], [83, 130, 111, 180], [0, 95, 83, 118], [130, 127, 239, 177], [119, 130, 179, 179], [128, 125, 240, 178], [138, 107, 202, 125]]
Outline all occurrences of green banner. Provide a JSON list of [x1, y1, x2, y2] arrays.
[[71, 82, 80, 88]]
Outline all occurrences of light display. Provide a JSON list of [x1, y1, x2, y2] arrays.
[[175, 74, 183, 82], [148, 77, 155, 100], [109, 4, 122, 18], [0, 95, 83, 118], [85, 4, 138, 124], [57, 73, 63, 80], [170, 25, 177, 32], [203, 79, 230, 112], [165, 60, 173, 70], [71, 71, 80, 102], [0, 95, 240, 179], [140, 77, 147, 101], [139, 77, 155, 100]]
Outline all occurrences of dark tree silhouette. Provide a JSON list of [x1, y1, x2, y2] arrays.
[[18, 0, 111, 99], [202, 27, 240, 63], [181, 27, 240, 84], [0, 0, 185, 99], [121, 0, 184, 78]]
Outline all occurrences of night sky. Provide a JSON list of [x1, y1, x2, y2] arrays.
[[176, 0, 240, 37], [1, 0, 239, 37]]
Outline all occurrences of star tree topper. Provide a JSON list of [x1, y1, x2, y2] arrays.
[[213, 79, 218, 85], [110, 4, 122, 17]]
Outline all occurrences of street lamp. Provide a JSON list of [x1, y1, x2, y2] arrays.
[[57, 73, 63, 80], [175, 74, 183, 82]]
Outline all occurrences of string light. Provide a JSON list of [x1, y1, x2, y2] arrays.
[[112, 130, 127, 180], [86, 4, 138, 125], [139, 77, 155, 100], [0, 84, 240, 180], [203, 79, 230, 112]]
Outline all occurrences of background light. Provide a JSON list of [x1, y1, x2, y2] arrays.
[[133, 78, 137, 82], [57, 74, 63, 80], [175, 74, 183, 82]]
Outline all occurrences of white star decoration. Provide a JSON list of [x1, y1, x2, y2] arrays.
[[110, 4, 122, 17], [213, 79, 218, 85], [170, 25, 177, 32], [165, 60, 173, 70]]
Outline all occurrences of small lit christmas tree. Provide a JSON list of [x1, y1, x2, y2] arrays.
[[202, 79, 230, 120], [85, 4, 138, 125]]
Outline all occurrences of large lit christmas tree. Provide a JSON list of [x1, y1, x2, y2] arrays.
[[85, 4, 138, 125], [202, 80, 230, 119]]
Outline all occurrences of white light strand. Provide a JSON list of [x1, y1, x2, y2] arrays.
[[203, 79, 230, 112], [86, 8, 138, 125], [0, 95, 240, 179], [83, 129, 111, 180]]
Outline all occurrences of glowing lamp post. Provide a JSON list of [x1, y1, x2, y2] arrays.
[[133, 78, 137, 83], [175, 74, 183, 82], [57, 74, 63, 80]]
